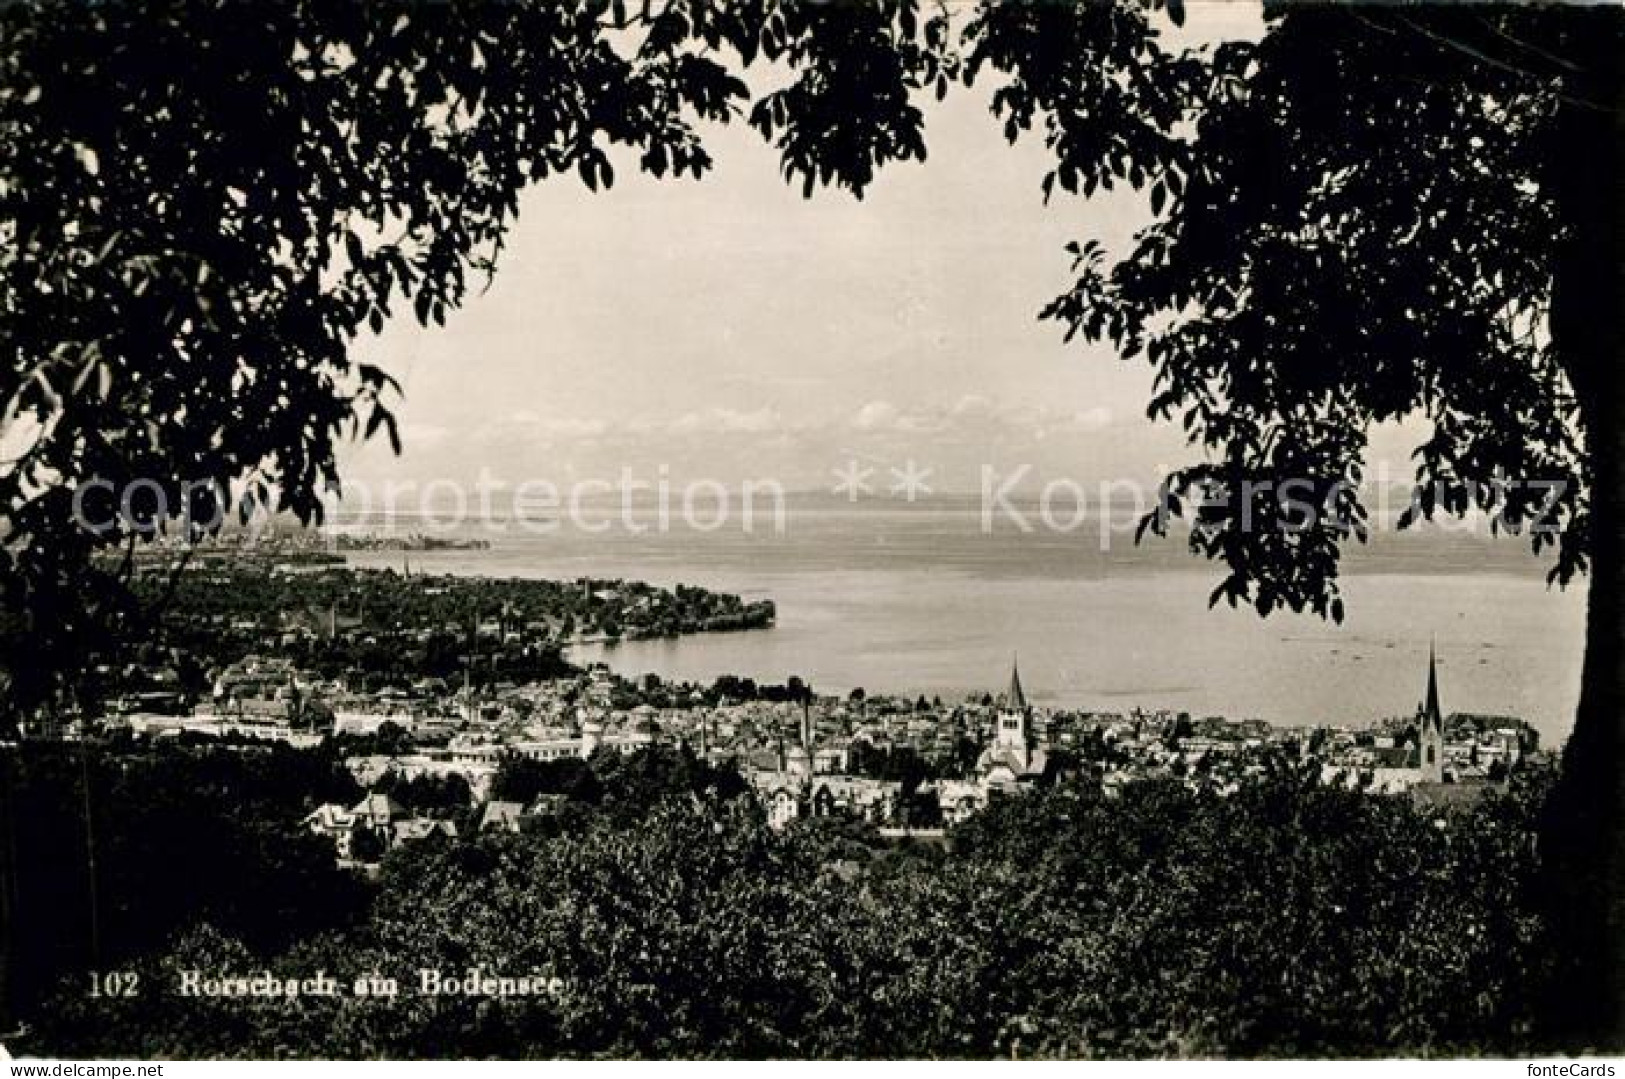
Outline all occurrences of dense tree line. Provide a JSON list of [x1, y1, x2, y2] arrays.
[[2, 740, 368, 1017], [15, 745, 1560, 1058], [117, 567, 768, 689], [142, 568, 767, 649], [491, 746, 752, 827]]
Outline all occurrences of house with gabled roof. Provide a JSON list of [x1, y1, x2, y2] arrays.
[[350, 792, 404, 830], [479, 799, 526, 834]]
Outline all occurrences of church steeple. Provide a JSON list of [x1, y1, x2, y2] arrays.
[[994, 657, 1032, 770], [1423, 637, 1443, 731], [1003, 655, 1028, 713], [1417, 639, 1444, 784]]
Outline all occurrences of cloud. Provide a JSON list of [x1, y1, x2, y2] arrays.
[[843, 396, 1114, 439], [848, 399, 950, 434], [851, 400, 902, 431], [400, 422, 453, 447], [474, 413, 610, 444], [666, 406, 785, 435], [1072, 406, 1114, 432], [367, 394, 1137, 493], [467, 406, 801, 454], [949, 394, 997, 418], [457, 395, 1116, 464]]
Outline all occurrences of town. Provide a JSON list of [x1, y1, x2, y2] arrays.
[[19, 559, 1540, 865]]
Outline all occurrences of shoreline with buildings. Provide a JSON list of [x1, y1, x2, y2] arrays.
[[6, 550, 1562, 1059], [90, 642, 1537, 861], [336, 519, 1584, 743], [24, 547, 1545, 867]]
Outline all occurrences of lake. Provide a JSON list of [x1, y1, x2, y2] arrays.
[[341, 504, 1587, 747]]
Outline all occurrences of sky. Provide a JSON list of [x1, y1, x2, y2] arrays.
[[338, 3, 1417, 501]]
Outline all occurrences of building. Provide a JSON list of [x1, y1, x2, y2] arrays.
[[747, 709, 815, 830], [302, 803, 358, 859], [753, 780, 805, 830], [1408, 640, 1497, 807], [745, 698, 859, 829], [393, 818, 460, 844], [1417, 639, 1445, 785], [809, 776, 902, 822], [975, 658, 1048, 792], [933, 779, 987, 824], [350, 792, 404, 831], [479, 800, 527, 834], [1315, 642, 1498, 799]]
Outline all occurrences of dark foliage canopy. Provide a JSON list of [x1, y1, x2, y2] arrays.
[[1033, 4, 1606, 620], [0, 0, 959, 714], [25, 754, 1557, 1058]]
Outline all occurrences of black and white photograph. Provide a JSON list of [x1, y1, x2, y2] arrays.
[[0, 0, 1623, 1063]]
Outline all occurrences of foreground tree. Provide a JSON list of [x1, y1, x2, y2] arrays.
[[30, 778, 1554, 1057], [0, 0, 956, 718], [0, 4, 958, 1027], [988, 2, 1623, 1039]]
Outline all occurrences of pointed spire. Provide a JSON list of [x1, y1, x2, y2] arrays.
[[1423, 637, 1443, 729], [1004, 654, 1028, 712]]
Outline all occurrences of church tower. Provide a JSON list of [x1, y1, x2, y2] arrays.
[[995, 657, 1032, 772], [1417, 640, 1444, 784], [801, 696, 814, 759]]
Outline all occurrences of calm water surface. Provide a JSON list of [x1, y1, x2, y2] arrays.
[[343, 507, 1586, 747]]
